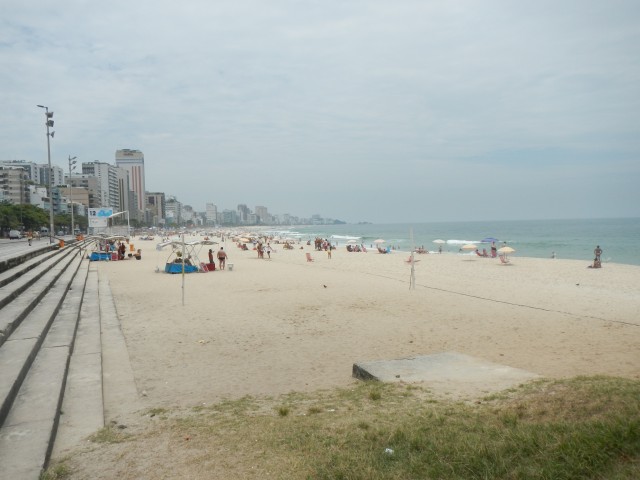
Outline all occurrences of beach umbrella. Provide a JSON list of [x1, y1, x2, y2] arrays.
[[373, 239, 386, 244], [461, 244, 477, 251], [497, 246, 515, 262], [482, 237, 499, 243], [347, 239, 358, 244], [433, 239, 446, 244]]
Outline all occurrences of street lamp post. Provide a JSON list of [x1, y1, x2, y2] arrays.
[[37, 105, 55, 243], [68, 155, 77, 236]]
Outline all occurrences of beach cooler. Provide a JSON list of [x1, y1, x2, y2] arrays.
[[90, 252, 111, 261]]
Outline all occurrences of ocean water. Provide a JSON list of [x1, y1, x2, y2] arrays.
[[284, 218, 640, 266]]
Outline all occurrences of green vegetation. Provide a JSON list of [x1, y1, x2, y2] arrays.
[[88, 425, 130, 444], [39, 462, 70, 479], [0, 201, 87, 234], [44, 376, 640, 479], [0, 201, 48, 231]]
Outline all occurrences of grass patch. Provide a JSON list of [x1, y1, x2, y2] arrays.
[[88, 425, 130, 444], [61, 376, 640, 479], [144, 407, 168, 417], [40, 462, 71, 480]]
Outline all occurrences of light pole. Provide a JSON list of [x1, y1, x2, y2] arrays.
[[68, 155, 77, 236], [37, 105, 55, 243]]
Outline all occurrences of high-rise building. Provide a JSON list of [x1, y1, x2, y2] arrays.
[[0, 166, 30, 204], [146, 192, 166, 226], [205, 203, 218, 226], [255, 206, 269, 224], [82, 161, 130, 212], [165, 196, 182, 225], [38, 164, 65, 189], [0, 160, 42, 184], [69, 175, 101, 208], [115, 149, 145, 216]]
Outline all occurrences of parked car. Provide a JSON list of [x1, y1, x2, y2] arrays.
[[9, 230, 21, 239]]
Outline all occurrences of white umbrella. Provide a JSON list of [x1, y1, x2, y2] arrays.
[[497, 246, 515, 263], [432, 239, 446, 244], [461, 244, 477, 251], [347, 239, 358, 244], [373, 239, 386, 244]]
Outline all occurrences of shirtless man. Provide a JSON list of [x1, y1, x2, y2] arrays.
[[594, 245, 602, 262], [217, 247, 228, 270]]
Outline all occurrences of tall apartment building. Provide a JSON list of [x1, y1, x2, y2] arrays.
[[165, 196, 182, 225], [0, 166, 30, 204], [38, 164, 65, 189], [115, 149, 145, 219], [82, 161, 130, 213], [205, 203, 218, 226], [68, 175, 101, 208], [255, 206, 269, 224], [146, 192, 166, 226], [0, 160, 42, 184]]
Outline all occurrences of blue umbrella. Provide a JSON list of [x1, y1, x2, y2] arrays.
[[482, 237, 499, 243]]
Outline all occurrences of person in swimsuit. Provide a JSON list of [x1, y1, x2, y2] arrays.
[[594, 245, 602, 262], [217, 247, 228, 270]]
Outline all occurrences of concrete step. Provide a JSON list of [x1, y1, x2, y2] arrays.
[[0, 257, 87, 480], [52, 263, 104, 457], [99, 268, 141, 424], [0, 255, 82, 427], [0, 248, 59, 289], [0, 243, 58, 274], [0, 248, 80, 348], [0, 246, 76, 310]]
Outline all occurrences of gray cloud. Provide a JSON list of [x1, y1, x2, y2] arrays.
[[2, 0, 639, 222]]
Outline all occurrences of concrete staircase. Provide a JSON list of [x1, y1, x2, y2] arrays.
[[0, 241, 119, 478]]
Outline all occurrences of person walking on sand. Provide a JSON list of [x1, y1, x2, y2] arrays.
[[217, 247, 228, 270]]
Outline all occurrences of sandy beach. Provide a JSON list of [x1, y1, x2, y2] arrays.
[[97, 236, 640, 416]]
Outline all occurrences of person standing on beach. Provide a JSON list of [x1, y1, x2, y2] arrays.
[[217, 247, 227, 270], [594, 245, 602, 262], [208, 249, 214, 265]]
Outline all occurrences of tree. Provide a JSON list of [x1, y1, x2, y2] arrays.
[[0, 202, 48, 232]]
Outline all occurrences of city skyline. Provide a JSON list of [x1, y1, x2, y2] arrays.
[[2, 1, 639, 223], [1, 157, 331, 226]]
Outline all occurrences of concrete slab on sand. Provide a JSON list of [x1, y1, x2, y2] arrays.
[[353, 352, 540, 398]]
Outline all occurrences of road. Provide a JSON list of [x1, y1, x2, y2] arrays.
[[0, 236, 72, 263]]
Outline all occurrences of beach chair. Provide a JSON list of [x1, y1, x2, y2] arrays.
[[200, 262, 209, 272], [305, 252, 314, 262]]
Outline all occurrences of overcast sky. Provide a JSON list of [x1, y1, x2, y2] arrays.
[[2, 0, 639, 223]]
